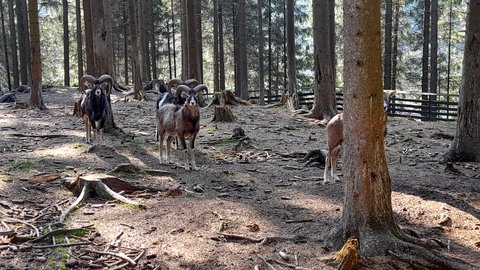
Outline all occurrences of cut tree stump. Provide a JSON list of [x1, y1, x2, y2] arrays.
[[266, 92, 288, 108], [207, 90, 250, 107], [212, 106, 236, 122], [60, 174, 142, 222]]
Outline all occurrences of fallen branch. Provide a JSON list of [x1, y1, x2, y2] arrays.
[[8, 133, 69, 139], [30, 241, 91, 249], [258, 255, 278, 270], [81, 248, 137, 266], [110, 249, 146, 270], [30, 224, 94, 243]]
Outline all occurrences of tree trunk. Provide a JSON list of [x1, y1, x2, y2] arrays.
[[421, 0, 430, 117], [0, 0, 11, 91], [28, 0, 46, 109], [16, 0, 30, 85], [195, 1, 203, 83], [171, 0, 177, 78], [149, 0, 157, 80], [257, 0, 265, 105], [7, 0, 18, 88], [328, 2, 473, 269], [213, 0, 219, 92], [180, 0, 187, 80], [128, 0, 144, 101], [429, 0, 438, 99], [282, 0, 287, 89], [122, 3, 128, 85], [328, 0, 335, 84], [391, 0, 399, 90], [236, 0, 248, 100], [383, 0, 393, 90], [63, 0, 70, 86], [285, 0, 298, 110], [218, 2, 225, 91], [444, 0, 480, 162], [267, 0, 272, 102], [306, 0, 336, 120], [83, 0, 94, 74], [137, 0, 146, 81], [167, 18, 172, 79], [87, 0, 116, 130], [76, 0, 84, 81]]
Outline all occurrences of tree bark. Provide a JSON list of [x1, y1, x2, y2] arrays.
[[306, 0, 336, 120], [7, 0, 18, 88], [267, 0, 272, 102], [383, 0, 393, 90], [257, 0, 265, 105], [421, 0, 430, 117], [171, 0, 177, 78], [180, 0, 187, 80], [122, 3, 128, 85], [444, 0, 480, 162], [213, 0, 219, 92], [195, 1, 203, 83], [83, 0, 94, 74], [16, 0, 30, 85], [236, 0, 248, 100], [28, 0, 46, 109], [429, 0, 438, 99], [218, 2, 225, 91], [0, 0, 11, 91], [63, 0, 70, 86], [76, 0, 83, 81], [128, 0, 144, 101], [285, 0, 298, 110], [391, 0, 399, 90]]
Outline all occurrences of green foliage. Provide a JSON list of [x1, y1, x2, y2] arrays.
[[10, 161, 36, 170]]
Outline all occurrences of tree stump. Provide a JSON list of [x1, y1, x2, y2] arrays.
[[207, 90, 250, 107], [212, 106, 236, 122], [60, 174, 142, 222], [266, 91, 289, 108]]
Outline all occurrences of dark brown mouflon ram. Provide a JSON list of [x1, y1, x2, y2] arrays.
[[156, 79, 208, 170], [79, 74, 113, 143]]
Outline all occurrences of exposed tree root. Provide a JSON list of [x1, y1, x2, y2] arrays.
[[301, 149, 327, 167], [207, 90, 251, 107], [324, 227, 473, 270], [60, 174, 141, 222], [321, 237, 360, 270]]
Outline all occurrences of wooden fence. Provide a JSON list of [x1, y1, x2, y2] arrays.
[[246, 88, 459, 121]]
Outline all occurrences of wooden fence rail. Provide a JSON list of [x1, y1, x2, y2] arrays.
[[242, 88, 459, 121]]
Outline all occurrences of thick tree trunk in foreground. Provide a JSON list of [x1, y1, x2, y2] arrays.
[[444, 0, 480, 162], [326, 1, 472, 269]]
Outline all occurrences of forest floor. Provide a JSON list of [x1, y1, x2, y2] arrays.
[[0, 88, 479, 270]]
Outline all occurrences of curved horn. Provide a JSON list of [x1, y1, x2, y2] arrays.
[[98, 74, 114, 94], [167, 78, 184, 92], [175, 85, 191, 96], [184, 79, 199, 88], [193, 84, 208, 94], [98, 74, 113, 85], [79, 75, 98, 89]]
